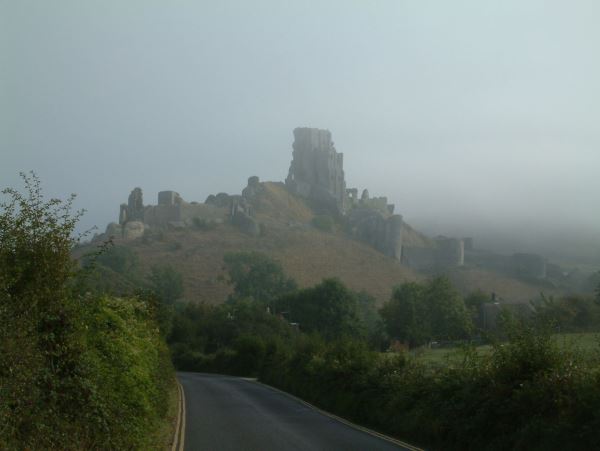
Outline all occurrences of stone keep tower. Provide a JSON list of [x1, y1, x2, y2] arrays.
[[285, 127, 346, 213], [119, 187, 144, 224]]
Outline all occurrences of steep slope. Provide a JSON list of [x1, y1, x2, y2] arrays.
[[123, 221, 421, 305], [86, 181, 561, 306]]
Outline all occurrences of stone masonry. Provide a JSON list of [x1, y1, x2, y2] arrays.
[[286, 128, 347, 213]]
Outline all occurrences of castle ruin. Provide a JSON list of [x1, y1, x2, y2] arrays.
[[102, 175, 265, 241], [285, 128, 347, 213], [285, 127, 410, 263], [101, 127, 554, 277]]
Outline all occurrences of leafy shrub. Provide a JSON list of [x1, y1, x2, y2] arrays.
[[256, 324, 600, 451], [80, 296, 175, 449], [311, 214, 334, 232], [276, 278, 364, 339], [231, 335, 267, 376], [192, 217, 217, 230], [223, 251, 297, 304], [88, 244, 139, 274], [0, 173, 175, 450], [380, 277, 473, 347], [167, 241, 183, 251], [165, 253, 600, 450], [533, 293, 600, 332]]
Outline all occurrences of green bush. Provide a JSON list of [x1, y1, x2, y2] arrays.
[[276, 278, 364, 339], [257, 323, 600, 451], [231, 335, 267, 376], [380, 277, 473, 347], [0, 173, 175, 449], [223, 251, 297, 304], [533, 293, 600, 332], [87, 244, 139, 274], [311, 214, 334, 232], [165, 253, 600, 450], [80, 296, 175, 449], [192, 217, 217, 230]]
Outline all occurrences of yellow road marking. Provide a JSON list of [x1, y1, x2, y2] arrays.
[[252, 379, 424, 451], [178, 381, 186, 451], [171, 380, 186, 451]]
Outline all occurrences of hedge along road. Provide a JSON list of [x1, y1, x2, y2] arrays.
[[178, 372, 420, 451]]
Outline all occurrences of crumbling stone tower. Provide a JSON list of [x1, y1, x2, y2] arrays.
[[119, 187, 144, 224], [285, 127, 347, 213]]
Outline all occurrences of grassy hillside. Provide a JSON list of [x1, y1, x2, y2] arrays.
[[120, 222, 420, 304], [85, 182, 558, 305]]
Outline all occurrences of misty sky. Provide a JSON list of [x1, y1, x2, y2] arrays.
[[2, 1, 599, 257]]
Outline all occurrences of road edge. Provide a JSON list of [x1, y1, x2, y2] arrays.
[[171, 380, 186, 451], [250, 378, 424, 451]]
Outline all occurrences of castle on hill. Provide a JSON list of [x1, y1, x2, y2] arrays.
[[101, 127, 546, 278]]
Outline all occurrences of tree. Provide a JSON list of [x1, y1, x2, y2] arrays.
[[533, 293, 600, 332], [380, 282, 429, 347], [380, 277, 472, 347], [76, 243, 142, 296], [143, 265, 183, 337], [464, 289, 490, 310], [93, 244, 139, 274], [0, 172, 87, 443], [0, 172, 82, 309], [0, 173, 176, 449], [148, 264, 183, 305], [223, 251, 297, 305], [464, 289, 491, 329], [279, 278, 362, 339], [425, 276, 472, 340], [355, 291, 387, 349]]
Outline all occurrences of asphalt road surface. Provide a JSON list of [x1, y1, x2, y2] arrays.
[[178, 372, 414, 451]]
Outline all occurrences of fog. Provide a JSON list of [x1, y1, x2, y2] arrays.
[[2, 1, 599, 262]]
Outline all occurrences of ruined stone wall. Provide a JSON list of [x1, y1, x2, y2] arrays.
[[435, 237, 465, 267], [205, 177, 262, 236], [464, 250, 548, 279], [143, 205, 181, 225], [179, 204, 227, 222], [347, 208, 403, 260], [113, 187, 229, 236], [401, 238, 464, 271], [141, 200, 227, 227], [158, 190, 182, 206], [361, 196, 390, 215], [386, 215, 403, 259], [286, 127, 347, 213], [119, 187, 144, 225]]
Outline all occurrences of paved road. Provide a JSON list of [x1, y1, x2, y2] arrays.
[[178, 372, 414, 451]]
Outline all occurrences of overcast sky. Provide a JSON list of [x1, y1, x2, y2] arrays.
[[2, 1, 599, 257]]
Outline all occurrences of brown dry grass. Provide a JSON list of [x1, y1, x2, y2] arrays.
[[128, 221, 421, 305], [85, 182, 555, 306]]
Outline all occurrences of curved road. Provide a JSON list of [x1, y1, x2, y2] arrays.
[[178, 372, 415, 451]]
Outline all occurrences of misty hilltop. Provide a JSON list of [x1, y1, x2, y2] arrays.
[[4, 2, 600, 262], [81, 127, 593, 305]]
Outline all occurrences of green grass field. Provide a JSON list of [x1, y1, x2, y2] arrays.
[[409, 332, 600, 366]]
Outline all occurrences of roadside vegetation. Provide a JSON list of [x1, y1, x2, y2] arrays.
[[0, 174, 176, 450], [18, 169, 599, 449], [165, 250, 600, 450]]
